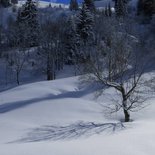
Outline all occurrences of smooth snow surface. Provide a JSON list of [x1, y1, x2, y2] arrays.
[[0, 76, 155, 155]]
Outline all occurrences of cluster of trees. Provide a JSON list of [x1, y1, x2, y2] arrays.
[[69, 0, 79, 11], [0, 0, 10, 7], [137, 0, 155, 16], [0, 0, 18, 7], [16, 0, 39, 47], [67, 0, 155, 122], [69, 0, 95, 12], [0, 0, 155, 122]]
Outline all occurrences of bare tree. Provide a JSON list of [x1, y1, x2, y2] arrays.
[[38, 43, 56, 81], [81, 20, 151, 122], [38, 18, 65, 80], [5, 47, 28, 85]]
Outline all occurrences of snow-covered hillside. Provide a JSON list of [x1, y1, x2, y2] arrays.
[[17, 0, 139, 9], [17, 0, 69, 8], [94, 0, 138, 9], [0, 76, 155, 155], [18, 0, 83, 4]]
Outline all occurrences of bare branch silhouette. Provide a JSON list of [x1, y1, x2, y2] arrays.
[[15, 121, 124, 143]]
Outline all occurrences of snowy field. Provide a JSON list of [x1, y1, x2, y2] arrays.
[[0, 75, 155, 155]]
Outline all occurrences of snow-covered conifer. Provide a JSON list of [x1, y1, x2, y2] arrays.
[[115, 0, 128, 17], [137, 0, 155, 17], [76, 2, 94, 46], [84, 0, 95, 13], [0, 0, 10, 7], [17, 0, 39, 47], [69, 0, 78, 11], [64, 16, 78, 65]]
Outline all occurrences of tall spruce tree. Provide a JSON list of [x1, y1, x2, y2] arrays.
[[17, 0, 39, 47], [64, 16, 78, 65], [137, 0, 155, 17], [76, 2, 94, 45], [11, 0, 18, 4], [104, 3, 112, 17], [137, 0, 143, 15], [69, 0, 78, 11], [108, 3, 112, 17], [84, 0, 95, 13], [115, 0, 128, 17], [76, 2, 94, 62], [0, 0, 10, 7]]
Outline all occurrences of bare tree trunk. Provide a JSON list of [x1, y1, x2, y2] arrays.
[[16, 71, 20, 85], [47, 62, 55, 80], [52, 58, 55, 80], [123, 109, 130, 122], [47, 69, 52, 80], [122, 98, 130, 122], [47, 53, 53, 81], [5, 64, 8, 86]]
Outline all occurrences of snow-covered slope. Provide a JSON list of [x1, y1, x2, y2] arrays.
[[18, 0, 69, 8], [0, 76, 155, 155], [17, 0, 138, 9], [19, 0, 82, 4]]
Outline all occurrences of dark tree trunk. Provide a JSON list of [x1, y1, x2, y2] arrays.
[[47, 69, 53, 80], [47, 54, 53, 81], [124, 109, 130, 122], [47, 72, 50, 80], [16, 72, 20, 85], [122, 93, 130, 122]]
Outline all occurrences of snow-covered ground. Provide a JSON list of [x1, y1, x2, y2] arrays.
[[17, 0, 69, 8], [0, 75, 155, 155]]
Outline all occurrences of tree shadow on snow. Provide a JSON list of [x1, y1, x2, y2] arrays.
[[14, 121, 124, 143], [0, 83, 101, 114]]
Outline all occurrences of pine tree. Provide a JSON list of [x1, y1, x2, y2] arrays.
[[75, 2, 95, 62], [84, 0, 95, 13], [11, 0, 18, 4], [69, 0, 78, 11], [0, 0, 10, 7], [64, 16, 78, 65], [137, 0, 155, 17], [115, 0, 128, 17], [145, 0, 155, 17], [0, 25, 2, 49], [17, 0, 39, 47], [76, 2, 94, 45], [108, 3, 112, 17], [137, 0, 143, 15], [104, 6, 108, 16], [104, 5, 112, 17]]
